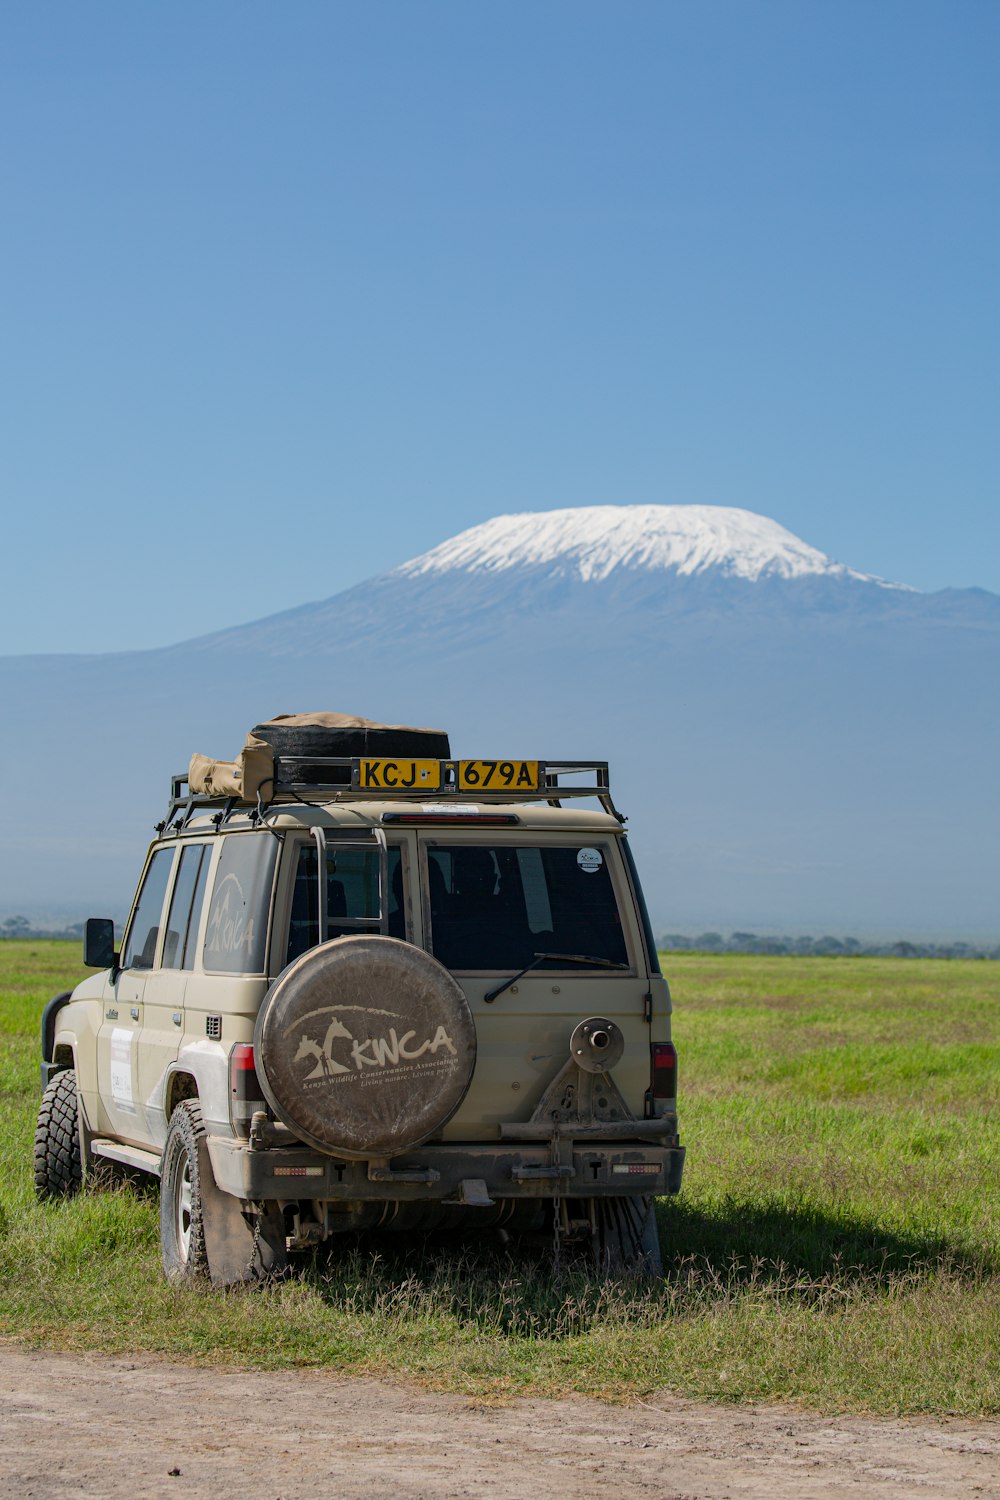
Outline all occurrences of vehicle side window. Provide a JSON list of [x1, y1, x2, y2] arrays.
[[286, 845, 404, 964], [121, 848, 175, 971], [162, 845, 210, 970], [203, 835, 278, 974]]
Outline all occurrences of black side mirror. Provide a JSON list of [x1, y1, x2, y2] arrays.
[[84, 917, 118, 972]]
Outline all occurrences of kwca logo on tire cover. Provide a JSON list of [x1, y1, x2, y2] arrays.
[[287, 1005, 458, 1090]]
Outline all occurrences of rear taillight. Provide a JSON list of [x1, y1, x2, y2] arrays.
[[230, 1043, 267, 1135], [651, 1042, 678, 1101]]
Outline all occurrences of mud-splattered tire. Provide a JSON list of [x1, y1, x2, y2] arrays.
[[160, 1100, 286, 1286], [160, 1100, 211, 1283], [34, 1069, 84, 1199], [593, 1195, 662, 1277]]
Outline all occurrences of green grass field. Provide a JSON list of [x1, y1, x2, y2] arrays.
[[0, 941, 997, 1413]]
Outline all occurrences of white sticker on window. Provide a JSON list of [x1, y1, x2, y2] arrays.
[[110, 1027, 135, 1111], [577, 847, 603, 874]]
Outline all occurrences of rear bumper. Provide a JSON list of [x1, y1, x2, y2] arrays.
[[206, 1134, 685, 1203]]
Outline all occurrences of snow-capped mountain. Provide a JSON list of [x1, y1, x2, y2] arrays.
[[180, 505, 925, 661], [395, 505, 892, 586], [1, 505, 997, 936]]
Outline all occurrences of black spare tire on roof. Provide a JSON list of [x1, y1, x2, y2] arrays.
[[253, 713, 450, 788], [254, 935, 476, 1159]]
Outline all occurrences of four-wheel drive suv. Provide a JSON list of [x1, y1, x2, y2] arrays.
[[35, 713, 683, 1284]]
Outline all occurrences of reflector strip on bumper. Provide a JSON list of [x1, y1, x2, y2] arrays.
[[272, 1165, 324, 1177], [612, 1163, 660, 1175]]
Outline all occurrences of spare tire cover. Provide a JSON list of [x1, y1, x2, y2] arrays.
[[254, 936, 476, 1159]]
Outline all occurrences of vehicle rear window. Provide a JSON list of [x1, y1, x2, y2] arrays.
[[425, 843, 629, 972], [286, 844, 404, 964]]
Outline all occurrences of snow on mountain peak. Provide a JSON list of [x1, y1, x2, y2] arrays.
[[395, 505, 876, 585]]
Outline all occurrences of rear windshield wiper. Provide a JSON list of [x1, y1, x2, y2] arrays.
[[483, 952, 628, 1004]]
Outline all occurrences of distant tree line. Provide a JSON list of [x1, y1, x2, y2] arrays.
[[1, 916, 124, 942], [658, 931, 1000, 960], [3, 914, 996, 961]]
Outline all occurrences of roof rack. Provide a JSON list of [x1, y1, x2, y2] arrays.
[[163, 759, 624, 829]]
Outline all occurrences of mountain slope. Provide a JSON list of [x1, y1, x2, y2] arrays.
[[176, 506, 955, 660]]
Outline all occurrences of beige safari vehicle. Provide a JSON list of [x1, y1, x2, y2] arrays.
[[35, 714, 683, 1284]]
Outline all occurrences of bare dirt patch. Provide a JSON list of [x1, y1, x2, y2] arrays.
[[1, 1345, 997, 1499]]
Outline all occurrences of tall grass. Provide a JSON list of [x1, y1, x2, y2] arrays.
[[0, 942, 997, 1413]]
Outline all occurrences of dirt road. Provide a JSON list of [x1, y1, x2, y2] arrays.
[[1, 1345, 997, 1500]]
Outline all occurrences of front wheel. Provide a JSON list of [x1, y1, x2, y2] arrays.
[[34, 1069, 84, 1199], [160, 1100, 211, 1282]]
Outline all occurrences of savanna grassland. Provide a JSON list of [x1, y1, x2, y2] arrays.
[[0, 941, 996, 1414]]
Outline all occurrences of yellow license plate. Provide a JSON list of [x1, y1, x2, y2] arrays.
[[457, 759, 540, 791], [354, 758, 442, 791]]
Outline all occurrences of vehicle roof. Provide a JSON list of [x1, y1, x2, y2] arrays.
[[178, 799, 624, 836]]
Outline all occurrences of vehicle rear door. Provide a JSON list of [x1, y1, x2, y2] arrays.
[[417, 834, 651, 1138]]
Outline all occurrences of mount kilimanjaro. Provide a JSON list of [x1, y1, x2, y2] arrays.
[[3, 505, 997, 936]]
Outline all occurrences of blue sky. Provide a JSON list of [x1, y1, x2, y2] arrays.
[[2, 2, 998, 654]]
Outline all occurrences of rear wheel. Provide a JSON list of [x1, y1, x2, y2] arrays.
[[592, 1195, 662, 1277], [159, 1100, 287, 1287], [160, 1100, 210, 1282], [34, 1069, 84, 1199]]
